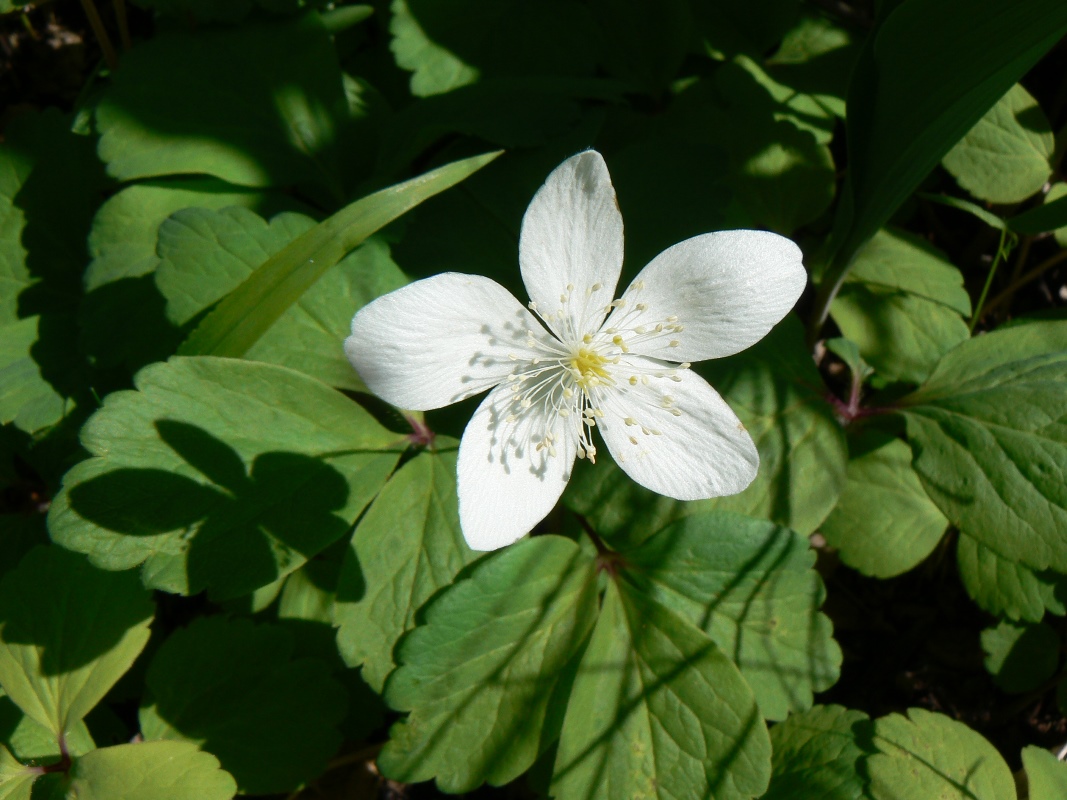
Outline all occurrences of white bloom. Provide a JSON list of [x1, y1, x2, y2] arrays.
[[345, 151, 805, 551]]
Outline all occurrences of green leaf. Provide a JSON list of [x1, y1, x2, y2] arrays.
[[1008, 182, 1067, 238], [129, 0, 253, 23], [0, 744, 35, 800], [825, 337, 873, 384], [943, 83, 1054, 204], [866, 708, 1015, 800], [156, 207, 406, 389], [64, 741, 236, 800], [140, 616, 345, 795], [566, 316, 847, 545], [690, 0, 800, 60], [0, 692, 94, 762], [821, 431, 948, 578], [389, 0, 479, 97], [96, 13, 348, 199], [48, 357, 402, 598], [724, 55, 836, 146], [80, 179, 303, 372], [900, 320, 1067, 572], [0, 547, 153, 739], [335, 446, 478, 692], [0, 318, 66, 433], [1022, 745, 1067, 800], [981, 619, 1059, 694], [378, 536, 598, 793], [956, 534, 1067, 622], [624, 513, 841, 720], [832, 0, 1067, 267], [764, 705, 870, 800], [830, 229, 971, 384], [764, 13, 858, 120], [590, 0, 690, 95], [178, 150, 500, 359], [552, 581, 772, 800]]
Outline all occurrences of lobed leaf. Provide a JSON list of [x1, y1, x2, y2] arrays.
[[63, 741, 236, 800], [956, 534, 1067, 622], [552, 581, 771, 800], [335, 445, 478, 692], [0, 547, 153, 740], [48, 357, 403, 599], [981, 619, 1059, 694], [378, 536, 598, 793], [764, 705, 870, 800]]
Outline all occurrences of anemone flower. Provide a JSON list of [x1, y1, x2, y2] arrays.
[[346, 150, 806, 551]]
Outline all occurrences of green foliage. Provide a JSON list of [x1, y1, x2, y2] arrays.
[[822, 430, 948, 578], [48, 357, 403, 598], [956, 534, 1067, 622], [764, 705, 869, 800], [335, 446, 478, 692], [981, 619, 1060, 693], [62, 741, 236, 800], [943, 83, 1055, 204], [900, 320, 1067, 572], [0, 547, 153, 740], [139, 616, 346, 794], [1022, 745, 1067, 800], [379, 536, 598, 792]]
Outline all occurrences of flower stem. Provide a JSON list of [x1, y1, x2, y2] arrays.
[[968, 227, 1014, 333], [981, 247, 1067, 318]]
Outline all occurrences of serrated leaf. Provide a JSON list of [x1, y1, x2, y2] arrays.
[[0, 744, 36, 800], [96, 13, 347, 199], [624, 513, 841, 720], [140, 617, 345, 795], [80, 179, 301, 372], [981, 619, 1059, 694], [178, 150, 499, 359], [900, 320, 1067, 572], [552, 581, 771, 800], [48, 357, 402, 599], [335, 446, 477, 692], [1022, 745, 1067, 800], [866, 708, 1014, 800], [764, 705, 870, 800], [822, 431, 948, 578], [378, 536, 598, 793], [64, 741, 236, 800], [0, 547, 153, 739], [1009, 182, 1067, 240], [956, 534, 1067, 622], [831, 229, 970, 384], [943, 83, 1054, 204], [566, 316, 847, 546], [156, 207, 406, 389]]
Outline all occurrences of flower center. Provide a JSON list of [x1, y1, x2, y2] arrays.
[[569, 347, 611, 389]]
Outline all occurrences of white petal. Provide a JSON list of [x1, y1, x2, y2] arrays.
[[596, 361, 758, 500], [345, 273, 542, 411], [605, 230, 805, 362], [457, 384, 578, 551], [519, 151, 624, 335]]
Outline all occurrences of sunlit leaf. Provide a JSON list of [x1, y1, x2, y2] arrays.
[[1022, 745, 1067, 800], [64, 741, 236, 800], [956, 534, 1067, 622], [981, 619, 1059, 694], [764, 705, 870, 800]]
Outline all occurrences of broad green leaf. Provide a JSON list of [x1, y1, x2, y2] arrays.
[[1009, 182, 1067, 239], [80, 179, 301, 372], [96, 13, 347, 199], [821, 432, 948, 578], [140, 616, 345, 795], [0, 515, 44, 582], [552, 581, 771, 800], [64, 741, 236, 800], [764, 705, 870, 800], [956, 534, 1067, 622], [866, 708, 1014, 800], [378, 536, 598, 793], [566, 316, 847, 545], [830, 0, 1067, 269], [178, 150, 500, 359], [0, 319, 66, 433], [981, 619, 1059, 694], [723, 56, 836, 145], [48, 357, 403, 598], [900, 320, 1067, 572], [335, 445, 477, 692], [1022, 745, 1067, 800], [591, 0, 690, 95], [830, 229, 970, 384], [0, 547, 153, 739], [389, 0, 598, 97], [0, 692, 94, 762], [156, 207, 406, 389], [0, 744, 34, 800], [690, 0, 800, 60], [624, 513, 841, 720], [943, 83, 1054, 204], [765, 13, 858, 120], [130, 0, 252, 23]]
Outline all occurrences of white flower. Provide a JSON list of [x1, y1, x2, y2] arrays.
[[345, 151, 806, 551]]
